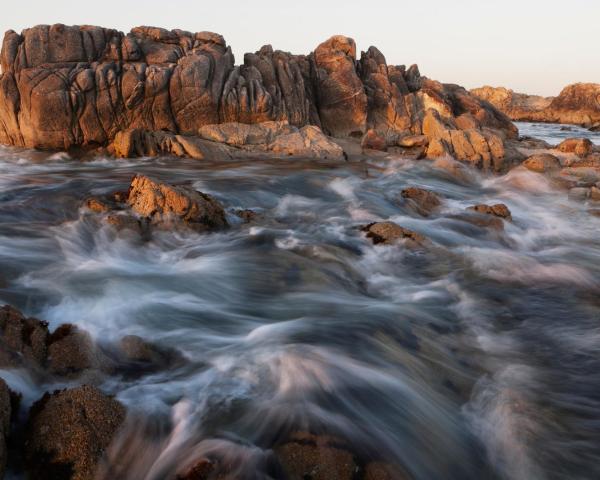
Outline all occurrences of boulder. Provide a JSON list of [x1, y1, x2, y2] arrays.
[[457, 203, 512, 230], [118, 335, 182, 371], [25, 385, 125, 480], [0, 305, 49, 370], [557, 138, 593, 157], [361, 222, 427, 247], [127, 174, 228, 230], [523, 153, 562, 173], [400, 187, 441, 216], [275, 432, 358, 480]]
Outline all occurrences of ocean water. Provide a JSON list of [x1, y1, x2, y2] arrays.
[[1, 123, 599, 479]]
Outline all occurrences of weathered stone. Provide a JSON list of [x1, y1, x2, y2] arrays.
[[127, 174, 228, 230], [523, 153, 562, 173], [314, 36, 367, 137], [397, 135, 429, 148], [401, 187, 442, 216], [25, 385, 125, 480], [361, 222, 427, 247]]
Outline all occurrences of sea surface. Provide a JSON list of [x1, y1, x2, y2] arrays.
[[1, 123, 599, 479]]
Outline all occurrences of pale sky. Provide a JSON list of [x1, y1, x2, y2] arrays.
[[1, 0, 598, 96]]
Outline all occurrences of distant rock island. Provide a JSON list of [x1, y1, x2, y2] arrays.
[[0, 24, 521, 170], [471, 83, 600, 130]]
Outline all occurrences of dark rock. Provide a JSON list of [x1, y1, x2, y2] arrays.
[[361, 222, 427, 247], [118, 335, 181, 370], [47, 324, 109, 377], [364, 461, 412, 480], [234, 209, 259, 223], [25, 385, 125, 480], [0, 378, 10, 479], [401, 187, 442, 216], [275, 432, 358, 480], [0, 305, 49, 370]]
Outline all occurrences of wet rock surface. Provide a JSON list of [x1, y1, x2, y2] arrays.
[[361, 222, 428, 247], [0, 305, 49, 370], [24, 385, 125, 480], [523, 153, 562, 173], [0, 379, 10, 479]]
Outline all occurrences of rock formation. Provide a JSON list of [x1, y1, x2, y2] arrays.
[[471, 83, 600, 128], [0, 24, 519, 170]]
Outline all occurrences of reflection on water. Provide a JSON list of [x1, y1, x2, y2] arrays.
[[517, 121, 600, 145], [1, 123, 600, 479]]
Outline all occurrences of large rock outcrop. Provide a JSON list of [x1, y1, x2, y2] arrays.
[[471, 83, 600, 127], [0, 24, 519, 169]]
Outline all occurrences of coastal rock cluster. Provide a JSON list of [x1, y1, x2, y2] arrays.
[[471, 83, 600, 128], [0, 24, 519, 170]]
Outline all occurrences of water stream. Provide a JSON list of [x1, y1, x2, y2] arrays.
[[1, 123, 599, 479]]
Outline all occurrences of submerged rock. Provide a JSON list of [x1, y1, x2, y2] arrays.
[[275, 432, 358, 480], [400, 187, 442, 216], [47, 324, 111, 377], [25, 385, 125, 480], [361, 222, 427, 247]]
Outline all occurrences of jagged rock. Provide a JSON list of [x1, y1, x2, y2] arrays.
[[556, 138, 593, 157], [0, 24, 518, 169], [0, 305, 49, 370], [275, 432, 358, 480], [422, 109, 518, 171], [127, 174, 228, 230], [361, 129, 388, 151], [457, 203, 512, 230], [0, 378, 10, 479], [314, 36, 368, 137], [401, 187, 441, 216], [523, 153, 562, 173], [25, 385, 125, 480], [471, 83, 600, 127], [361, 222, 427, 247]]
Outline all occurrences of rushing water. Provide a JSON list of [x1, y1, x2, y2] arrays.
[[1, 124, 600, 480]]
